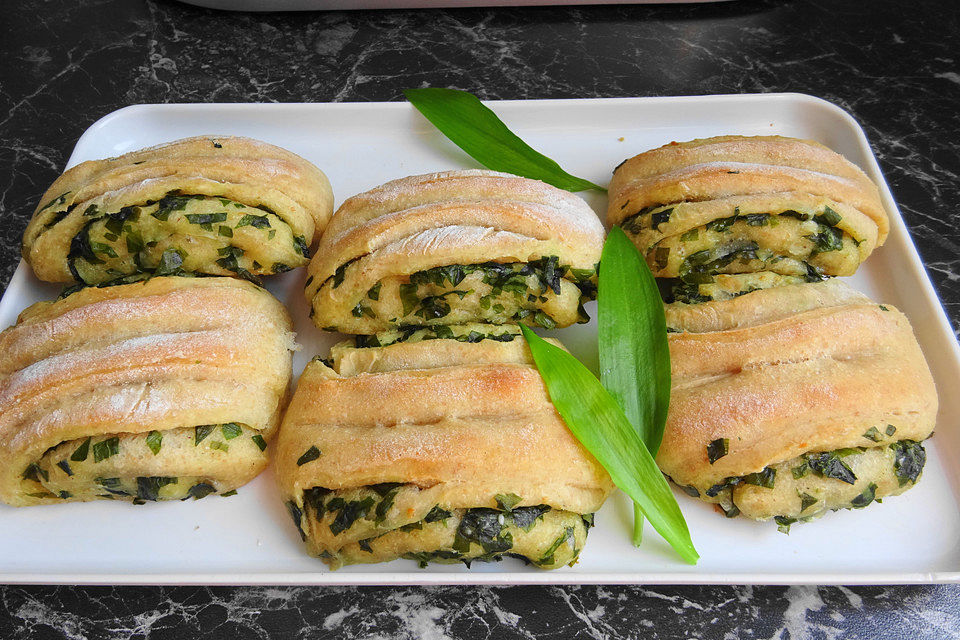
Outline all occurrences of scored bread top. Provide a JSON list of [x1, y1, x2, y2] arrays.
[[23, 135, 334, 282], [276, 335, 614, 517], [0, 276, 295, 506], [607, 135, 889, 245], [307, 169, 605, 290], [660, 282, 937, 491]]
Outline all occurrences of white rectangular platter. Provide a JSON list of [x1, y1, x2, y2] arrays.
[[1, 95, 958, 585]]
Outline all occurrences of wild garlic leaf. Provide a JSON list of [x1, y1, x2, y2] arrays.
[[404, 88, 605, 193], [520, 325, 698, 564], [597, 226, 672, 545]]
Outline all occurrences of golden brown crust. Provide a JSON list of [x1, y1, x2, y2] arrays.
[[278, 338, 612, 511], [275, 336, 614, 562], [610, 136, 886, 229], [607, 136, 890, 280], [304, 170, 604, 333], [23, 135, 334, 282], [0, 276, 295, 506], [659, 283, 938, 495], [315, 169, 604, 282], [612, 135, 878, 188]]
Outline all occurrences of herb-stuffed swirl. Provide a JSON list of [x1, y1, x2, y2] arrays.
[[22, 136, 333, 285], [276, 329, 614, 569], [0, 277, 295, 506], [659, 279, 938, 530], [304, 170, 604, 334], [607, 136, 890, 291]]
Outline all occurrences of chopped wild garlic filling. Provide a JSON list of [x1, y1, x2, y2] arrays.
[[67, 192, 308, 285]]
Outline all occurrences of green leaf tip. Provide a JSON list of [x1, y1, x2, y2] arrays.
[[403, 87, 606, 193], [519, 324, 698, 564], [598, 226, 672, 545]]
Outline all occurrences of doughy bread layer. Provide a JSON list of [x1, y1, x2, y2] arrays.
[[304, 170, 603, 333], [23, 135, 333, 283], [607, 136, 890, 281], [276, 334, 613, 568], [0, 276, 295, 506], [660, 281, 937, 522]]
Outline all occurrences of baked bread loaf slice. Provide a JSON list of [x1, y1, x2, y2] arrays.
[[659, 279, 937, 528], [0, 276, 295, 506], [304, 170, 604, 334], [23, 135, 334, 284], [276, 329, 613, 569], [607, 136, 890, 298]]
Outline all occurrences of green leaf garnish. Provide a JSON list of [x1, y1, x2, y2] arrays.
[[189, 483, 217, 500], [706, 438, 729, 464], [286, 500, 306, 540], [146, 430, 163, 455], [511, 505, 551, 532], [775, 515, 796, 534], [297, 446, 321, 466], [374, 485, 401, 523], [155, 248, 185, 275], [221, 423, 242, 440], [806, 451, 857, 485], [328, 497, 375, 536], [597, 226, 672, 546], [236, 213, 271, 229], [251, 434, 268, 452], [453, 508, 513, 555], [519, 325, 698, 564], [424, 505, 452, 524], [136, 476, 177, 502], [22, 463, 49, 483], [891, 440, 926, 486], [403, 88, 605, 193], [538, 526, 574, 566], [819, 205, 842, 227], [39, 192, 69, 212], [851, 482, 878, 508], [195, 425, 214, 446], [742, 467, 776, 489], [92, 437, 119, 463], [494, 493, 522, 512], [71, 437, 92, 462], [293, 235, 310, 259]]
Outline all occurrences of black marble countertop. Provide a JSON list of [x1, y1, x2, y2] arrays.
[[2, 0, 959, 637]]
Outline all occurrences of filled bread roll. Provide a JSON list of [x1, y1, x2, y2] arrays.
[[0, 277, 295, 506], [659, 280, 937, 529], [23, 136, 334, 285], [304, 170, 604, 334], [608, 136, 890, 295], [276, 329, 614, 569]]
